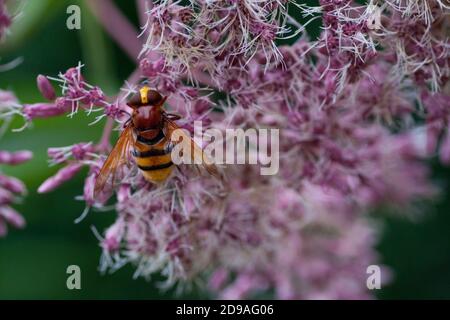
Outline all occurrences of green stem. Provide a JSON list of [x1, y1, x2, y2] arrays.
[[79, 0, 118, 93]]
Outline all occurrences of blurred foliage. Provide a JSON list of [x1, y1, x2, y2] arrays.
[[0, 0, 449, 299]]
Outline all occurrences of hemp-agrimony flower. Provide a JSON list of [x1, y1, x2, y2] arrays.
[[0, 91, 32, 237], [8, 0, 450, 299]]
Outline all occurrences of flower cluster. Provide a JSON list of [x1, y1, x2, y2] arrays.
[[0, 90, 32, 237], [1, 2, 29, 237], [378, 0, 450, 92], [4, 0, 450, 299], [140, 0, 302, 79], [30, 69, 130, 208]]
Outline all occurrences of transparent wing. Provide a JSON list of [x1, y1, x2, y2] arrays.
[[94, 124, 133, 198], [163, 116, 221, 179]]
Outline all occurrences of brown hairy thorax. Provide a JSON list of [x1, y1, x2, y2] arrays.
[[132, 106, 163, 131], [127, 85, 166, 131]]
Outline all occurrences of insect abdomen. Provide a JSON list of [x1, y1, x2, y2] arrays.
[[133, 130, 173, 183]]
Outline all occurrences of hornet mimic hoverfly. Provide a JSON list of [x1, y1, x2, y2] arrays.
[[93, 83, 219, 197]]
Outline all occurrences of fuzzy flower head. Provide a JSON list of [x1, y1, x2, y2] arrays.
[[377, 0, 450, 91], [14, 0, 450, 300], [140, 0, 304, 81]]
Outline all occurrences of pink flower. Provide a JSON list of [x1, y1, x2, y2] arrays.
[[0, 84, 33, 237], [37, 163, 83, 194], [36, 75, 56, 100], [5, 0, 450, 299], [0, 149, 32, 237]]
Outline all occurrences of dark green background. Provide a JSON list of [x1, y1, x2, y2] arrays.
[[0, 0, 449, 299]]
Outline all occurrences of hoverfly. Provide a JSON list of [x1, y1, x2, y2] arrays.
[[93, 83, 219, 197]]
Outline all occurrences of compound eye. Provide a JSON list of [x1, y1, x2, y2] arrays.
[[126, 86, 165, 108], [126, 92, 143, 108], [147, 90, 163, 105]]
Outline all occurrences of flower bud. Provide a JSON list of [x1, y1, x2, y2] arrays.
[[0, 175, 26, 194], [23, 103, 67, 119], [0, 188, 13, 205], [83, 173, 96, 206], [36, 75, 56, 100], [0, 150, 32, 165], [38, 163, 83, 193], [0, 206, 25, 229]]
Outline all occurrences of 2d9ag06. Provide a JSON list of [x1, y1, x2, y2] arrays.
[[220, 304, 274, 315]]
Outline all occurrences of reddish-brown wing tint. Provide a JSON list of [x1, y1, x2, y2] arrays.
[[163, 116, 220, 179], [94, 124, 133, 198]]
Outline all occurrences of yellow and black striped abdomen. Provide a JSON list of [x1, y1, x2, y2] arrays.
[[133, 130, 173, 183]]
